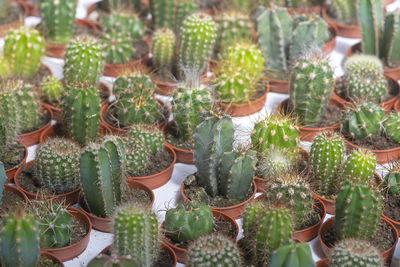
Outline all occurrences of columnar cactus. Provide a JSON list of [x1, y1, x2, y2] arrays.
[[112, 204, 159, 265], [102, 31, 135, 65], [14, 83, 41, 132], [382, 11, 400, 66], [290, 49, 334, 125], [331, 0, 357, 24], [186, 234, 242, 267], [334, 181, 383, 240], [151, 28, 176, 72], [4, 26, 44, 77], [41, 76, 63, 103], [88, 254, 138, 267], [310, 132, 345, 197], [383, 112, 400, 143], [62, 84, 101, 146], [179, 12, 217, 74], [330, 239, 383, 267], [35, 137, 81, 194], [125, 124, 164, 155], [0, 209, 40, 267], [341, 102, 385, 139], [341, 148, 376, 184], [269, 241, 315, 267], [102, 11, 145, 39], [64, 36, 105, 86], [164, 201, 213, 243]]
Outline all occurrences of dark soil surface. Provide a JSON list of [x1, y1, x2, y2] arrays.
[[0, 2, 24, 25], [152, 249, 175, 267], [122, 186, 153, 206], [38, 256, 62, 267], [0, 191, 25, 220], [68, 222, 88, 247], [20, 107, 51, 134], [165, 122, 194, 151], [1, 143, 25, 170], [384, 193, 400, 222], [129, 151, 173, 177], [345, 132, 400, 150]]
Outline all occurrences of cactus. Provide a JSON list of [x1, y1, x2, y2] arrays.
[[98, 0, 142, 12], [151, 28, 176, 73], [269, 241, 315, 267], [330, 239, 383, 267], [4, 26, 44, 77], [331, 0, 357, 24], [125, 139, 150, 176], [102, 11, 145, 39], [334, 181, 383, 240], [63, 36, 105, 87], [164, 201, 213, 243], [382, 11, 400, 66], [341, 148, 376, 184], [310, 131, 345, 197], [112, 204, 159, 265], [88, 254, 138, 267], [175, 0, 198, 34], [243, 201, 293, 264], [61, 84, 101, 146], [383, 112, 400, 143], [341, 102, 385, 140], [125, 124, 164, 155], [179, 12, 217, 75], [41, 76, 63, 103], [289, 49, 334, 125], [0, 0, 7, 20], [102, 31, 135, 65], [0, 209, 40, 267], [35, 137, 81, 194], [0, 162, 6, 207], [39, 0, 77, 44], [79, 136, 125, 218], [149, 0, 175, 29], [383, 164, 400, 196], [0, 57, 9, 80], [186, 233, 242, 267]]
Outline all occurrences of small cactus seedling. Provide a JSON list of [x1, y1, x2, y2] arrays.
[[383, 112, 400, 143], [102, 11, 145, 39], [124, 124, 164, 155], [269, 241, 315, 267], [41, 76, 63, 103], [151, 28, 176, 73], [88, 254, 138, 267], [102, 31, 135, 65], [341, 148, 376, 184]]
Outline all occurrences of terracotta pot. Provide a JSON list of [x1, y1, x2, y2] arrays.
[[395, 99, 400, 112], [5, 144, 27, 183], [316, 258, 329, 267], [0, 0, 27, 37], [17, 103, 53, 147], [41, 207, 92, 262], [4, 183, 29, 209], [318, 217, 398, 265], [100, 99, 170, 136], [79, 180, 155, 232], [180, 180, 257, 219], [161, 210, 239, 264], [166, 143, 194, 165], [293, 199, 326, 242], [40, 252, 65, 267]]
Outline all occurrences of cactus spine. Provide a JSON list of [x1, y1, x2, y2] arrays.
[[125, 124, 164, 155], [149, 0, 175, 29], [102, 11, 145, 40], [151, 28, 176, 73], [102, 31, 135, 65], [341, 148, 376, 184], [41, 76, 63, 103], [383, 112, 400, 143], [125, 140, 149, 176], [269, 241, 315, 267]]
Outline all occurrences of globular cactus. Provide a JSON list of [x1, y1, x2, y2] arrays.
[[341, 102, 385, 140], [186, 233, 242, 267], [334, 181, 383, 240], [79, 136, 125, 218], [39, 0, 77, 44], [171, 84, 212, 142], [269, 241, 315, 267], [289, 49, 334, 125], [102, 31, 135, 65], [179, 12, 217, 75], [41, 76, 63, 103], [151, 28, 176, 73], [4, 26, 44, 77], [0, 209, 40, 267], [0, 57, 9, 79], [125, 124, 164, 155], [330, 239, 383, 267], [61, 84, 101, 146], [164, 201, 213, 243], [341, 148, 376, 184], [331, 0, 357, 24], [383, 112, 400, 143], [102, 11, 145, 39], [35, 137, 81, 194], [64, 36, 105, 86], [243, 201, 293, 265], [88, 254, 138, 267], [310, 131, 345, 197], [125, 139, 150, 176], [383, 164, 400, 196], [112, 204, 159, 265]]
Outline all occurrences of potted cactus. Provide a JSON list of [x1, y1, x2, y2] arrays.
[[381, 163, 400, 230], [270, 241, 316, 267], [0, 0, 27, 37]]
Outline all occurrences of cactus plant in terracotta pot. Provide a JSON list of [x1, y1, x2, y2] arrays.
[[0, 0, 27, 37]]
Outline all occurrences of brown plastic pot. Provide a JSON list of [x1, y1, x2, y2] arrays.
[[166, 144, 194, 165], [79, 180, 155, 232], [5, 144, 28, 182], [395, 99, 400, 112], [17, 103, 53, 147], [40, 252, 65, 267], [318, 217, 398, 265], [4, 183, 29, 209], [41, 207, 92, 262], [161, 210, 239, 264], [0, 0, 27, 37], [293, 198, 326, 242], [180, 180, 257, 219], [316, 258, 329, 267]]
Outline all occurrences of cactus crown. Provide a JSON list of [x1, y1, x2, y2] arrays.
[[341, 148, 376, 185], [270, 241, 315, 267], [102, 10, 145, 39], [124, 123, 164, 155], [383, 111, 400, 143], [383, 162, 400, 196], [101, 30, 135, 65]]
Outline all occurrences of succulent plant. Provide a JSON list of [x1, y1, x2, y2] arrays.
[[151, 28, 176, 73], [0, 57, 9, 80], [102, 11, 145, 39], [35, 137, 81, 194], [330, 0, 357, 24], [341, 148, 376, 184], [310, 131, 345, 197], [124, 139, 150, 176], [79, 136, 126, 218], [165, 201, 213, 243], [63, 35, 105, 86], [269, 241, 315, 267], [330, 239, 383, 267], [383, 164, 400, 196], [341, 102, 385, 140], [186, 233, 242, 267], [149, 0, 176, 29], [383, 112, 400, 143], [112, 204, 159, 265], [0, 209, 40, 267], [0, 162, 6, 207], [98, 0, 141, 12], [124, 124, 164, 155], [39, 0, 77, 44], [175, 0, 199, 33], [4, 26, 44, 77], [102, 31, 135, 65], [40, 76, 63, 103], [335, 181, 383, 240], [88, 254, 138, 267]]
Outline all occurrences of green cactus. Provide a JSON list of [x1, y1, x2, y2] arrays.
[[383, 164, 400, 196], [40, 76, 63, 103], [341, 102, 385, 140], [35, 137, 81, 194], [179, 12, 217, 74], [125, 124, 164, 155], [382, 11, 400, 67], [0, 0, 7, 20], [175, 0, 198, 33], [149, 0, 175, 29], [334, 181, 383, 240], [383, 112, 400, 143], [98, 0, 142, 12], [0, 162, 6, 207], [88, 254, 138, 267], [102, 31, 135, 65], [102, 11, 145, 39], [64, 35, 105, 87], [61, 84, 101, 146], [331, 0, 357, 24], [164, 201, 213, 243], [112, 204, 159, 265], [151, 28, 176, 73], [0, 209, 40, 267], [269, 241, 315, 267], [124, 139, 150, 176], [330, 239, 383, 267], [186, 233, 242, 267], [310, 131, 345, 197], [39, 0, 77, 44], [4, 26, 44, 77], [341, 148, 376, 184], [79, 136, 125, 218], [0, 57, 9, 80]]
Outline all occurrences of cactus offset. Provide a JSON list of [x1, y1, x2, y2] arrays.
[[151, 28, 176, 73], [269, 241, 315, 267], [102, 11, 145, 39], [102, 31, 135, 65], [383, 112, 400, 143], [125, 124, 164, 155], [41, 76, 63, 103], [341, 148, 376, 184]]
